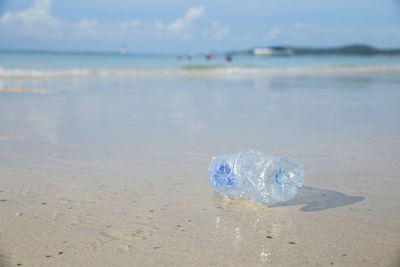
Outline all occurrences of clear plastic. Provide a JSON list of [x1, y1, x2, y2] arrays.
[[207, 149, 305, 206]]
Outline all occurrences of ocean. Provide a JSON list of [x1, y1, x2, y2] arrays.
[[1, 52, 399, 150], [1, 52, 400, 78]]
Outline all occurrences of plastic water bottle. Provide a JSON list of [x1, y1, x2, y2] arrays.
[[207, 149, 305, 206]]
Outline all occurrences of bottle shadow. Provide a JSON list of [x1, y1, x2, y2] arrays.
[[274, 186, 364, 212]]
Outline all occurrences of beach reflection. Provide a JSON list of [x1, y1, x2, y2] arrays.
[[0, 88, 58, 143], [213, 199, 296, 265], [0, 77, 243, 148], [1, 73, 399, 154]]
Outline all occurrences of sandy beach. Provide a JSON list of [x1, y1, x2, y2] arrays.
[[0, 65, 400, 266]]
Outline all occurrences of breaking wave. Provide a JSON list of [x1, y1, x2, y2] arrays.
[[1, 64, 400, 79]]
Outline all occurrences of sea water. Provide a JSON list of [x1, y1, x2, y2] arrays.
[[1, 52, 400, 77], [0, 52, 399, 155]]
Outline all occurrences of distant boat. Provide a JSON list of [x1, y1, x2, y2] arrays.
[[252, 46, 292, 56], [120, 47, 127, 55]]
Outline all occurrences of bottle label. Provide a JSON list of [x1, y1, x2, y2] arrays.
[[275, 168, 288, 185], [213, 164, 236, 186]]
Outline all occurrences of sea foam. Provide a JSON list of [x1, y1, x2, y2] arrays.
[[1, 64, 400, 79]]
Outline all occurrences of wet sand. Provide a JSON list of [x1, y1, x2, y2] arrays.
[[0, 74, 399, 266]]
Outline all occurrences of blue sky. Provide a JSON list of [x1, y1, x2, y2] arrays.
[[0, 0, 399, 53]]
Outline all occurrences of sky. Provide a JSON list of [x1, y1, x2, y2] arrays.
[[0, 0, 399, 53]]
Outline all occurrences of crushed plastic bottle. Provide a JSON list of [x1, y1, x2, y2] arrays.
[[207, 149, 305, 206]]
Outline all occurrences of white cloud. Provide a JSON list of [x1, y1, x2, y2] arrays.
[[73, 19, 99, 36], [209, 21, 230, 40], [120, 19, 141, 29], [0, 1, 230, 46], [266, 26, 281, 40], [1, 0, 60, 27], [144, 6, 229, 41], [150, 20, 165, 30], [167, 6, 205, 32], [0, 0, 63, 37]]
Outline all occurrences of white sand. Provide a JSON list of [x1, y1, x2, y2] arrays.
[[0, 140, 399, 266]]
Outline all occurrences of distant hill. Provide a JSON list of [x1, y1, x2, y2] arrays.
[[292, 44, 400, 56], [232, 44, 400, 56]]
